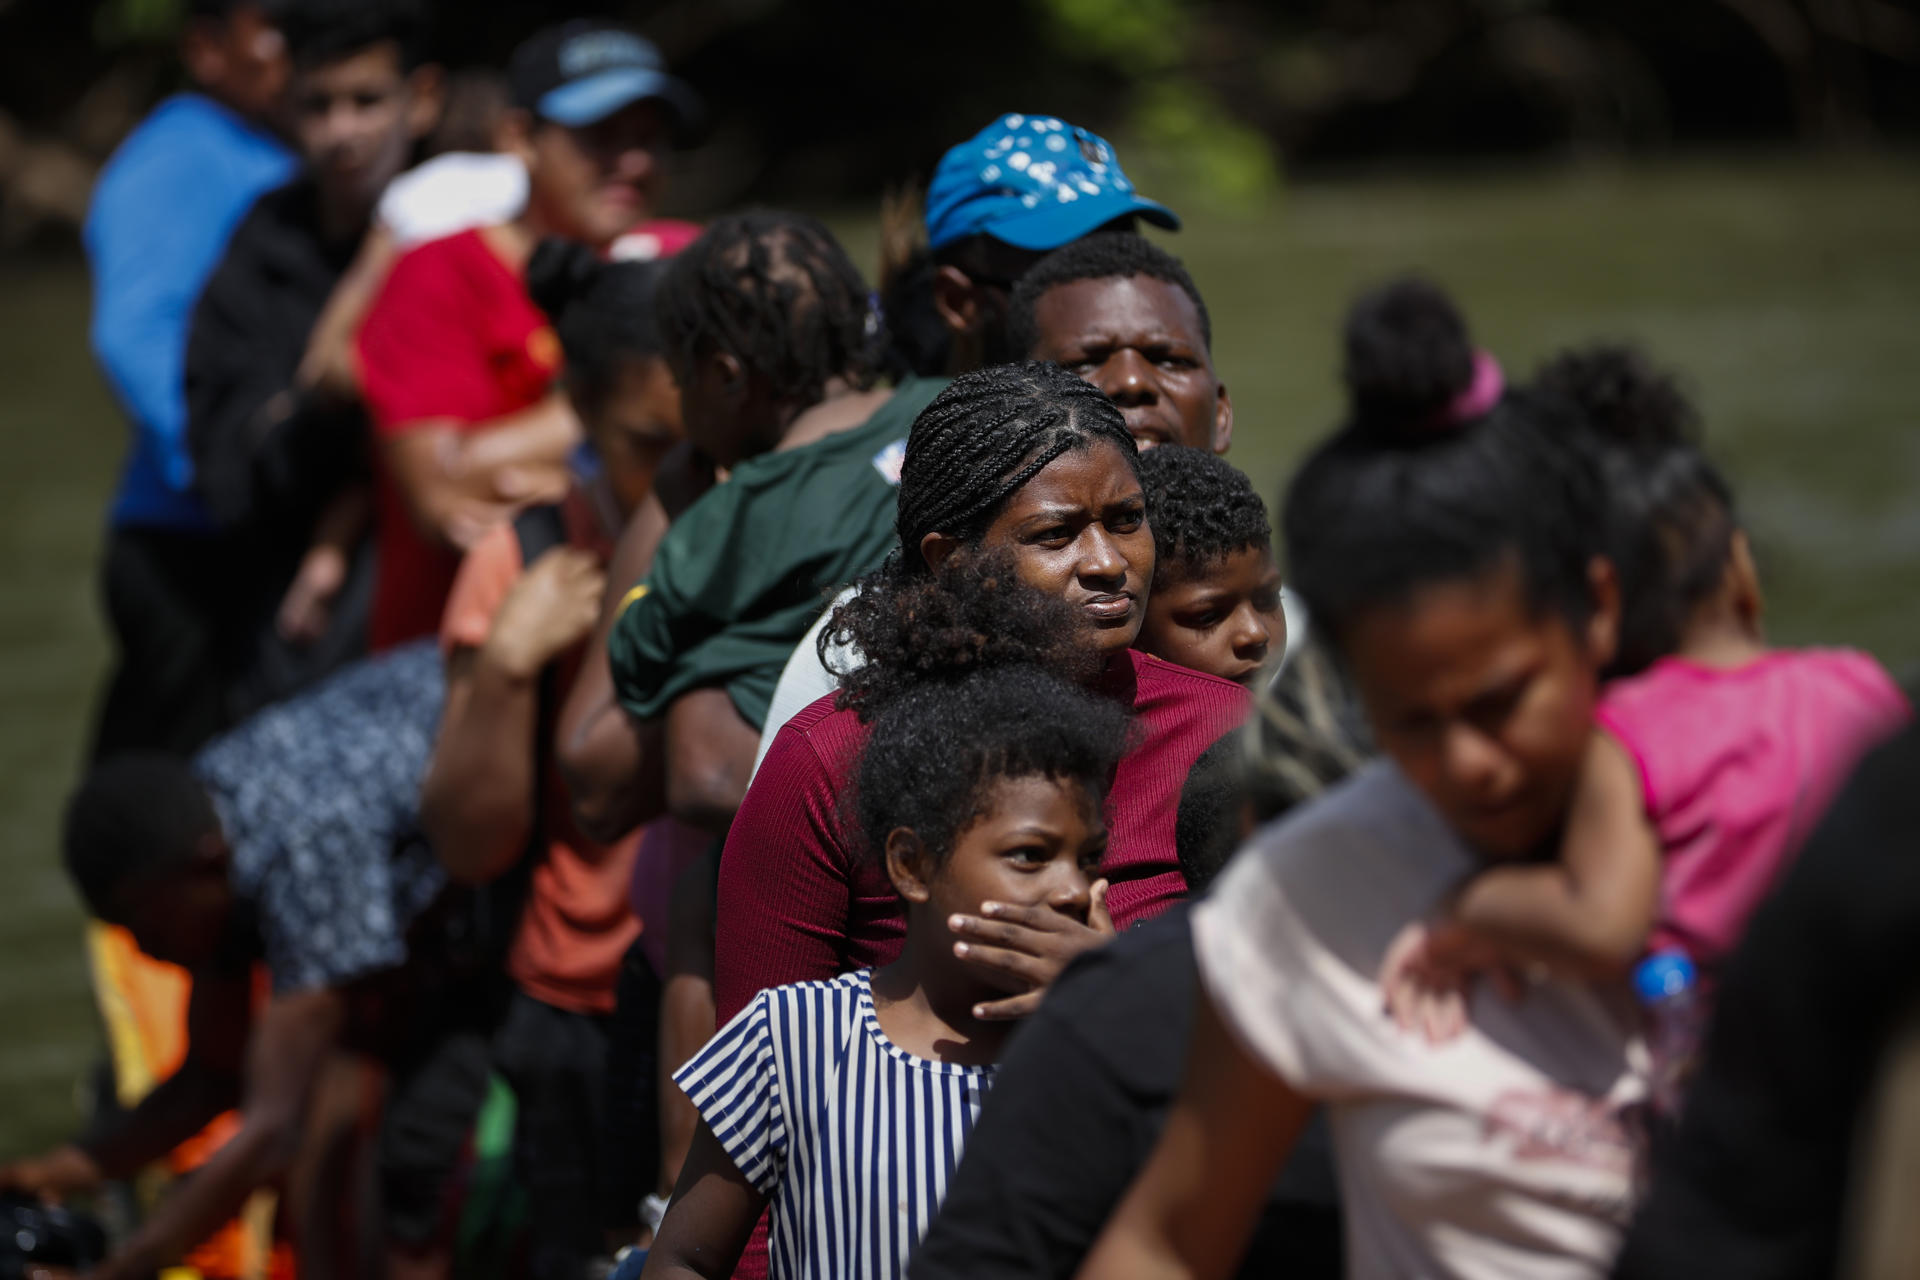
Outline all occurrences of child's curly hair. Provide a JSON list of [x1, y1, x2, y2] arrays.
[[855, 665, 1131, 870]]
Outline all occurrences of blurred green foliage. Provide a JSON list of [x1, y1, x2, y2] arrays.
[[93, 0, 183, 46], [1038, 0, 1282, 208]]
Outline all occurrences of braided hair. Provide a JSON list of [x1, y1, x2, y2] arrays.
[[526, 238, 665, 412], [655, 210, 880, 410], [894, 361, 1138, 559]]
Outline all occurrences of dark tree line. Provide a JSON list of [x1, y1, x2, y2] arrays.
[[2, 0, 1917, 246]]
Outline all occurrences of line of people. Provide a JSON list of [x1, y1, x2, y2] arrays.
[[6, 2, 1915, 1278]]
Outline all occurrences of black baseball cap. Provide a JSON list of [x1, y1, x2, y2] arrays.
[[509, 20, 702, 138]]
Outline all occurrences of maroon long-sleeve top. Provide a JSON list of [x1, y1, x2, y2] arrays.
[[714, 649, 1253, 1023]]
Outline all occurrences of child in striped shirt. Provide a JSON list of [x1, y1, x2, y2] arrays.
[[643, 666, 1131, 1280]]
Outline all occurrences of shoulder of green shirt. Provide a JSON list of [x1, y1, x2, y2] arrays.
[[612, 376, 948, 624]]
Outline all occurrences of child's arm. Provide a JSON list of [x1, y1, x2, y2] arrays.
[[641, 1119, 771, 1280], [1449, 729, 1662, 978], [1381, 729, 1661, 1039]]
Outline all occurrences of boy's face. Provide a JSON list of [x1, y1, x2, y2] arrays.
[[294, 41, 434, 227], [1026, 274, 1232, 453], [1136, 545, 1286, 688]]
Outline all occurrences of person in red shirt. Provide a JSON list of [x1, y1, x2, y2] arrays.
[[716, 362, 1253, 1025], [355, 20, 700, 649], [418, 242, 684, 1280]]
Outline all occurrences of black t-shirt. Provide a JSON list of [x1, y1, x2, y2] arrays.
[[1614, 719, 1920, 1280], [185, 173, 368, 537], [179, 172, 374, 720], [910, 906, 1343, 1280]]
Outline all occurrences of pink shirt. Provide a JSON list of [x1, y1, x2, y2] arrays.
[[1597, 649, 1909, 968]]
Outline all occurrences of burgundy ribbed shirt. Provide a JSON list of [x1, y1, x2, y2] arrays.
[[714, 649, 1252, 1024]]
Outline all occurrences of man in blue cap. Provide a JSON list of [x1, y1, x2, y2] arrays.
[[887, 112, 1180, 376]]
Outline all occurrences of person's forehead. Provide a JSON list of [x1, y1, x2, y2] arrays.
[[1036, 274, 1204, 344], [1347, 569, 1551, 702], [1160, 544, 1274, 595], [965, 773, 1100, 831], [1009, 440, 1140, 504]]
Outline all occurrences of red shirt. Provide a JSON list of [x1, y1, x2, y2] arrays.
[[713, 649, 1252, 1023], [437, 491, 642, 1014], [357, 228, 562, 650]]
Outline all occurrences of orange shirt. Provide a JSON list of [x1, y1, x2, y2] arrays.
[[438, 491, 640, 1014]]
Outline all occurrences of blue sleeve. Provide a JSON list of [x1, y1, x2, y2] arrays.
[[84, 105, 290, 492], [673, 992, 788, 1193]]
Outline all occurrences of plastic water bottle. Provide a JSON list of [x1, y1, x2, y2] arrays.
[[1634, 949, 1701, 1118]]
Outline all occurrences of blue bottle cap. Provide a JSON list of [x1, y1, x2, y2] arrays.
[[1633, 950, 1697, 1003]]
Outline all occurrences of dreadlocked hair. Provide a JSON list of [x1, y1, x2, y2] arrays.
[[894, 361, 1138, 559], [823, 549, 1101, 722], [1534, 343, 1737, 676], [655, 210, 882, 409], [526, 238, 665, 412], [64, 753, 220, 921], [854, 665, 1130, 872], [1134, 445, 1270, 587], [1008, 232, 1213, 357]]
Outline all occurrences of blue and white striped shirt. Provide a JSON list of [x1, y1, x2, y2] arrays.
[[674, 969, 995, 1280]]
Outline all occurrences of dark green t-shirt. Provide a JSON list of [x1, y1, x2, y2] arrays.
[[608, 376, 946, 731]]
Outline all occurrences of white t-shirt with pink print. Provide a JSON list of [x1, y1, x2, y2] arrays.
[[1195, 762, 1649, 1280]]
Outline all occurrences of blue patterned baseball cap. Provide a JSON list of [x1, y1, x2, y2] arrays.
[[924, 113, 1179, 252]]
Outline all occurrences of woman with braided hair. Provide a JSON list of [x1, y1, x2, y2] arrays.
[[713, 361, 1252, 1032]]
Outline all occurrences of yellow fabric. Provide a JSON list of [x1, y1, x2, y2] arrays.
[[85, 922, 291, 1280]]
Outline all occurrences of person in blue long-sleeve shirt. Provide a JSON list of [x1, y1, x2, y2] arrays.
[[85, 0, 293, 757]]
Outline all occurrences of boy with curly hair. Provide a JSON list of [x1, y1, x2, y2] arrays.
[[1132, 445, 1287, 689]]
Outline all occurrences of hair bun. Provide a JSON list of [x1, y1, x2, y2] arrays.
[[526, 237, 604, 322], [1341, 276, 1478, 438], [1532, 343, 1700, 451]]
